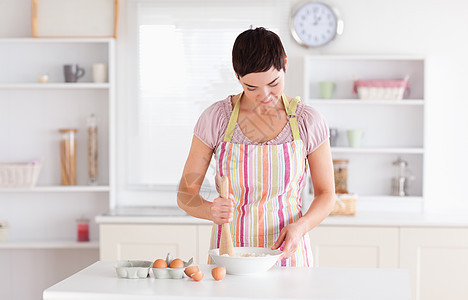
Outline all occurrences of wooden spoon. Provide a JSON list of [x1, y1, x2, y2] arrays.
[[219, 176, 235, 256]]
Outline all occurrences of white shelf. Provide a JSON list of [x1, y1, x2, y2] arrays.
[[331, 147, 424, 154], [0, 240, 99, 249], [0, 186, 110, 193], [0, 37, 114, 43], [358, 195, 423, 201], [307, 99, 424, 105], [303, 54, 426, 61], [304, 55, 426, 210], [0, 83, 109, 89], [355, 196, 424, 213]]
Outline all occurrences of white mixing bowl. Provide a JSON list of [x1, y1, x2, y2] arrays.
[[208, 247, 282, 275]]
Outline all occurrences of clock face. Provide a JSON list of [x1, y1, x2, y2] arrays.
[[291, 2, 342, 47]]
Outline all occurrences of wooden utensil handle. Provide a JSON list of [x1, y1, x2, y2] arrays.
[[220, 176, 229, 199], [219, 176, 235, 256]]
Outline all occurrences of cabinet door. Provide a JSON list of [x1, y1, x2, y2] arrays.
[[198, 224, 213, 264], [99, 224, 197, 261], [400, 227, 468, 300], [309, 226, 399, 268]]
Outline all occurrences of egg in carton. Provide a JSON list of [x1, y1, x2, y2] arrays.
[[152, 252, 194, 279]]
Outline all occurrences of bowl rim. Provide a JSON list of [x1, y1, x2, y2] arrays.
[[208, 246, 282, 259]]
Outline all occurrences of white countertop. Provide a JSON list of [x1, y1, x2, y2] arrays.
[[95, 207, 468, 227], [43, 261, 410, 300]]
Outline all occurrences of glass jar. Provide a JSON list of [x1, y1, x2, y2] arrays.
[[59, 128, 77, 185], [87, 114, 98, 185], [333, 159, 349, 194], [76, 218, 89, 242]]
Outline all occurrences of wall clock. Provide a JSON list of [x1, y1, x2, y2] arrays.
[[290, 1, 344, 48]]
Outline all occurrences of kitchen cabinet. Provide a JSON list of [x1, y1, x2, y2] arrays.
[[97, 215, 468, 300], [0, 38, 115, 300], [400, 227, 468, 300], [198, 224, 213, 264], [308, 226, 399, 268], [100, 224, 213, 264], [309, 225, 468, 300], [101, 224, 402, 268], [302, 55, 425, 212], [0, 247, 98, 300]]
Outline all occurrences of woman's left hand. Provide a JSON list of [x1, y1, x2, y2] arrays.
[[271, 222, 307, 260]]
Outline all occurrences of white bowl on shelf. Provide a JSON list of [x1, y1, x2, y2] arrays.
[[208, 247, 282, 275]]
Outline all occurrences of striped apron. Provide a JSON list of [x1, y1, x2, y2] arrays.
[[210, 92, 313, 267]]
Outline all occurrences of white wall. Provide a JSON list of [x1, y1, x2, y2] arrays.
[[1, 0, 467, 215]]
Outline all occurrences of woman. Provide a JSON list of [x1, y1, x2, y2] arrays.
[[177, 27, 335, 267]]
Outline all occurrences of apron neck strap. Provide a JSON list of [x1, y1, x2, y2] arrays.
[[223, 92, 302, 142], [284, 95, 302, 141]]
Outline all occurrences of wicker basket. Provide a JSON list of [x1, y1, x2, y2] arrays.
[[353, 75, 410, 100], [0, 160, 42, 188], [330, 194, 357, 216]]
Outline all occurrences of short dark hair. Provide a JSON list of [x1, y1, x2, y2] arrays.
[[232, 27, 286, 78]]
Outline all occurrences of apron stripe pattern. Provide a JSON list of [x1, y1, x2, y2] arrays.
[[210, 93, 313, 267]]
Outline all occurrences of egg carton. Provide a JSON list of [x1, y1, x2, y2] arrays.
[[115, 260, 152, 279], [152, 253, 193, 279], [114, 253, 193, 279]]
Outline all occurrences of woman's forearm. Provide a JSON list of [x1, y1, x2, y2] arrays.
[[177, 188, 213, 221]]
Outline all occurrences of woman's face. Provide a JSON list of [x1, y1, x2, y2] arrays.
[[238, 63, 287, 107]]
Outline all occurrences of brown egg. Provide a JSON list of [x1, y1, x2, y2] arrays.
[[184, 266, 199, 277], [211, 267, 226, 281], [152, 259, 167, 269], [169, 258, 184, 268], [191, 271, 204, 281]]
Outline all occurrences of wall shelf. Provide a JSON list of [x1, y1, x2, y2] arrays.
[[303, 55, 426, 211], [0, 83, 110, 89], [0, 38, 114, 43], [358, 195, 423, 202], [0, 38, 115, 249], [331, 147, 424, 154], [0, 186, 110, 193], [0, 240, 99, 249], [307, 99, 424, 106]]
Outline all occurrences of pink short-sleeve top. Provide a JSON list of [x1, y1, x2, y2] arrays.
[[194, 95, 329, 155]]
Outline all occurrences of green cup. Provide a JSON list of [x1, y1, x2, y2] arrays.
[[319, 81, 335, 99], [346, 130, 363, 147]]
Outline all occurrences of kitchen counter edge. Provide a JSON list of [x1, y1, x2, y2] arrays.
[[95, 211, 468, 227]]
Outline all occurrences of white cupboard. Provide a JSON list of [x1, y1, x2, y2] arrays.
[[308, 226, 399, 268], [100, 224, 213, 264], [198, 224, 213, 264], [400, 227, 468, 300]]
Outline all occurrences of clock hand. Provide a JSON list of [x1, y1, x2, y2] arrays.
[[313, 16, 322, 26], [312, 13, 319, 25]]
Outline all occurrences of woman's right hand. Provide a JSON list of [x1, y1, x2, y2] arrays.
[[210, 193, 235, 225]]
